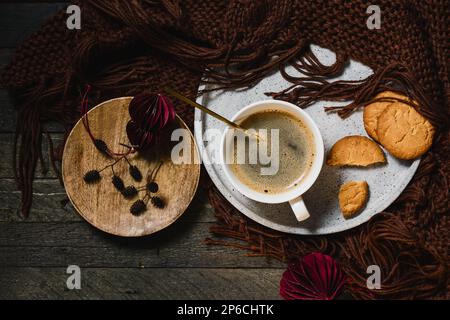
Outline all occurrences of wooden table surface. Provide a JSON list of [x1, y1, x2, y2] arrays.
[[0, 3, 285, 300]]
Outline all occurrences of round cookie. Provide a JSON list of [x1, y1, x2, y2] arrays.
[[376, 103, 435, 160], [339, 181, 369, 219], [363, 91, 410, 141], [327, 135, 386, 167]]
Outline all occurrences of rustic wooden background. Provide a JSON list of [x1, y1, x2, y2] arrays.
[[0, 2, 284, 299]]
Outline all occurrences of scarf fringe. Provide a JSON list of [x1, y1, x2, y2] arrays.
[[207, 186, 449, 300], [88, 0, 307, 91], [267, 60, 448, 129], [12, 72, 75, 218]]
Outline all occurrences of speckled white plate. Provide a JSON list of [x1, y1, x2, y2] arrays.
[[194, 45, 420, 235]]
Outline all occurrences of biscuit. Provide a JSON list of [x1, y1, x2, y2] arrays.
[[339, 181, 369, 219], [327, 135, 386, 167], [376, 103, 435, 160], [363, 91, 410, 141]]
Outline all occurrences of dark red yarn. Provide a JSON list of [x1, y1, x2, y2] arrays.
[[0, 0, 449, 299]]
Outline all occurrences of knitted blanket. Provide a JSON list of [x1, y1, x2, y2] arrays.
[[1, 0, 448, 299]]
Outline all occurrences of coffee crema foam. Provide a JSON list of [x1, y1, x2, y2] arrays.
[[230, 110, 315, 194]]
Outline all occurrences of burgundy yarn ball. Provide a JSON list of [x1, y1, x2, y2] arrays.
[[127, 92, 175, 151], [280, 252, 347, 300]]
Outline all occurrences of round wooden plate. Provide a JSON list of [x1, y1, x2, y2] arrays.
[[62, 97, 200, 237]]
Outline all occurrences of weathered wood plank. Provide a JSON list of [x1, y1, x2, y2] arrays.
[[0, 133, 63, 178], [0, 178, 77, 221], [0, 267, 284, 299], [0, 3, 67, 48], [0, 178, 214, 222], [0, 222, 284, 268], [0, 245, 282, 268]]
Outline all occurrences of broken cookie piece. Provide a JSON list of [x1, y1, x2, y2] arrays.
[[327, 135, 386, 167], [339, 181, 369, 219]]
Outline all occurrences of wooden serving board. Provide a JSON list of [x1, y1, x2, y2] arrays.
[[62, 97, 200, 237]]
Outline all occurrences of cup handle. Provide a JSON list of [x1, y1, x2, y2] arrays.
[[289, 196, 310, 222]]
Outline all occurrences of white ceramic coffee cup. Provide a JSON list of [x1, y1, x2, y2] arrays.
[[220, 100, 324, 222]]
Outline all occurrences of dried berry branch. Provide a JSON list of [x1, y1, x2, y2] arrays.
[[124, 156, 142, 182], [80, 85, 136, 157], [130, 199, 147, 216], [129, 161, 166, 214], [80, 89, 172, 217], [111, 169, 125, 191], [151, 196, 165, 209], [122, 186, 138, 199], [83, 170, 101, 183]]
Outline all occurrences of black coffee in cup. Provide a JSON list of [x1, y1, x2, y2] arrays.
[[230, 110, 315, 194]]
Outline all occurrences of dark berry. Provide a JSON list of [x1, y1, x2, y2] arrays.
[[83, 170, 101, 183], [129, 165, 142, 182], [146, 181, 159, 193], [94, 139, 109, 155], [121, 186, 138, 199], [112, 175, 125, 191], [130, 200, 146, 216], [151, 196, 165, 209]]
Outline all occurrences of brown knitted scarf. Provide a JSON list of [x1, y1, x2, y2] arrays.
[[1, 0, 449, 299]]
